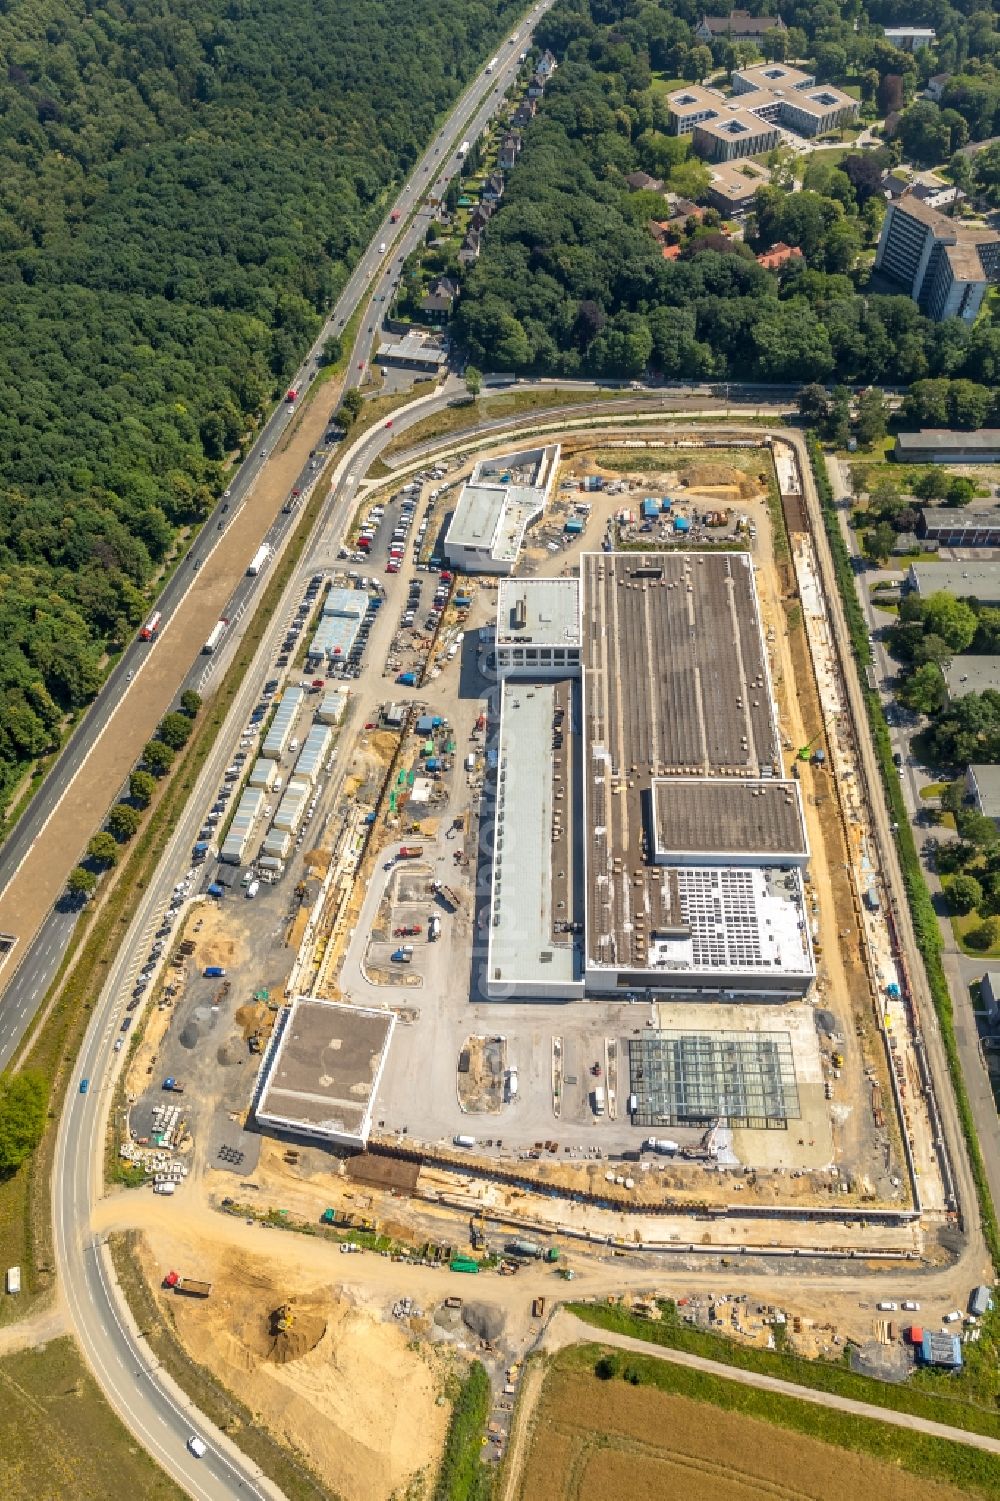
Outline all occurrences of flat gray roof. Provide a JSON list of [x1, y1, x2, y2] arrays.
[[652, 779, 807, 859], [497, 577, 581, 648], [898, 429, 1000, 453], [970, 764, 1000, 817], [488, 679, 578, 991], [447, 483, 506, 550], [256, 999, 395, 1141], [909, 562, 1000, 601], [920, 507, 1000, 534], [944, 657, 1000, 698]]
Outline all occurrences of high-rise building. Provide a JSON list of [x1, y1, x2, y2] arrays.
[[875, 192, 1000, 322]]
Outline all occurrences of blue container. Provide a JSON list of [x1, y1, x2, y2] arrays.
[[673, 515, 691, 533]]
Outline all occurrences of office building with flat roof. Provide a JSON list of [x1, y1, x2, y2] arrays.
[[944, 657, 1000, 700], [445, 444, 560, 574], [495, 577, 581, 678], [670, 65, 857, 156], [917, 508, 1000, 547], [907, 561, 1000, 604]]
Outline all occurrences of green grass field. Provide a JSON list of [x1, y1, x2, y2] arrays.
[[0, 1337, 184, 1501]]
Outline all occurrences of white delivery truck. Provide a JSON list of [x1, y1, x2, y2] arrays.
[[247, 543, 272, 577], [6, 1265, 21, 1295], [202, 619, 227, 654]]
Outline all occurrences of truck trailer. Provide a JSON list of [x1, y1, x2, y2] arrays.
[[140, 611, 162, 641], [247, 543, 272, 577], [202, 619, 228, 655], [164, 1271, 212, 1297]]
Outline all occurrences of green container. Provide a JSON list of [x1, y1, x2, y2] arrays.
[[449, 1257, 480, 1274]]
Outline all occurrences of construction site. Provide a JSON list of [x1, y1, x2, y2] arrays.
[[98, 419, 986, 1501]]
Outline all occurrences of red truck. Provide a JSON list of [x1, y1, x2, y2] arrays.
[[390, 209, 401, 223], [164, 1271, 212, 1298], [398, 846, 424, 859], [286, 381, 301, 403], [140, 611, 161, 641]]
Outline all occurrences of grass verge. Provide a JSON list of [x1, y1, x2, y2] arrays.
[[569, 1300, 1000, 1438], [567, 1341, 1000, 1500], [0, 1335, 185, 1501], [433, 1359, 492, 1501], [108, 1232, 337, 1501], [381, 385, 633, 460], [807, 432, 1000, 1274]]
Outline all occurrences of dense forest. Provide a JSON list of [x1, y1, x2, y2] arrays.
[[456, 0, 1000, 386], [0, 0, 522, 811]]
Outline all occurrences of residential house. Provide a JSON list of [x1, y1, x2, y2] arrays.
[[756, 241, 803, 269], [694, 10, 786, 44], [499, 131, 522, 170], [469, 203, 495, 235], [458, 230, 481, 266], [885, 170, 959, 210], [925, 73, 951, 102], [481, 171, 505, 207], [512, 100, 536, 129], [626, 171, 665, 192], [419, 292, 453, 326], [527, 72, 546, 101], [662, 243, 683, 261], [536, 50, 558, 78]]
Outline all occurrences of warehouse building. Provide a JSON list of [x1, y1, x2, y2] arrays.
[[254, 998, 396, 1151], [444, 445, 560, 574], [917, 507, 1000, 547], [308, 587, 365, 667], [486, 553, 813, 1001], [896, 430, 1000, 464]]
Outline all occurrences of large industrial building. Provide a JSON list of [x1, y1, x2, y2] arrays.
[[254, 998, 396, 1150], [486, 555, 814, 1001], [444, 445, 560, 574]]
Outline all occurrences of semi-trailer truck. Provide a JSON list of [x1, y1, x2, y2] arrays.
[[202, 619, 227, 654], [285, 382, 301, 402], [247, 543, 272, 577], [140, 611, 162, 641], [457, 140, 470, 159]]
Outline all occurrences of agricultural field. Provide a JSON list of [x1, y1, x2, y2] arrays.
[[509, 1346, 990, 1501]]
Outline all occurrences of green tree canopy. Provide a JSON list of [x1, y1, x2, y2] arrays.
[[0, 1071, 49, 1176]]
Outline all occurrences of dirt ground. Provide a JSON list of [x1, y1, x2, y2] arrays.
[[143, 1230, 453, 1501], [508, 1351, 974, 1501]]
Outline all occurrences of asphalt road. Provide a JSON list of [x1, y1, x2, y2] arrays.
[[47, 15, 560, 1496], [0, 4, 553, 1066]]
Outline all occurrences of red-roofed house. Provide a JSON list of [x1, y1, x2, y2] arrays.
[[756, 242, 803, 270], [662, 243, 683, 261]]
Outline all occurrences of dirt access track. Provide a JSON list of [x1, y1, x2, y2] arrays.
[[0, 390, 335, 1003]]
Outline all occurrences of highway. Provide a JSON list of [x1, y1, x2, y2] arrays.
[[46, 12, 558, 1498], [0, 4, 553, 1067]]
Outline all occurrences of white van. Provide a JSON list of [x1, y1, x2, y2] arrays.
[[246, 880, 260, 899], [187, 1436, 208, 1459]]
